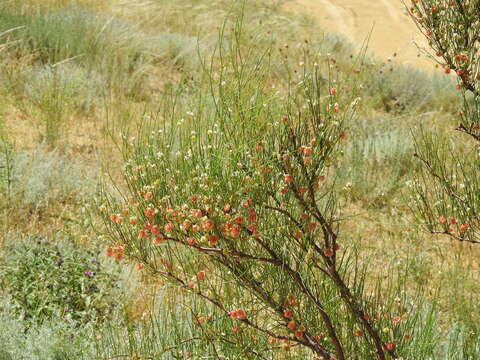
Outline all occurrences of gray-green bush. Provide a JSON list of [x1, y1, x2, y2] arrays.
[[338, 115, 417, 207], [0, 145, 96, 208]]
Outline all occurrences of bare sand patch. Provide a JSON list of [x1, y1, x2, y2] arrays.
[[286, 0, 435, 70]]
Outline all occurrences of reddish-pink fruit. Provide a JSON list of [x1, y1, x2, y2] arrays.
[[144, 209, 154, 218], [284, 309, 293, 319], [151, 225, 161, 235], [183, 220, 192, 230], [230, 224, 241, 238], [144, 191, 153, 199], [236, 309, 247, 320], [294, 330, 304, 338], [268, 336, 277, 345], [197, 271, 206, 280], [202, 219, 214, 231], [208, 235, 218, 245], [153, 236, 164, 244], [324, 249, 334, 257]]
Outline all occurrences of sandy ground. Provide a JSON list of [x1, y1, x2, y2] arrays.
[[286, 0, 434, 71]]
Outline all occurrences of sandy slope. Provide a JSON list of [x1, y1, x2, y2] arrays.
[[286, 0, 433, 70]]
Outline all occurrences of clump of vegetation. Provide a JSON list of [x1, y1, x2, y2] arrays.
[[24, 63, 105, 112], [363, 64, 457, 112], [5, 145, 96, 207], [0, 142, 98, 235], [0, 299, 95, 360], [408, 0, 480, 244], [0, 0, 478, 359], [99, 15, 447, 359], [0, 235, 121, 325], [338, 115, 417, 207], [405, 0, 480, 354]]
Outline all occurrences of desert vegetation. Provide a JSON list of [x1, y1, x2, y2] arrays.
[[0, 0, 479, 359]]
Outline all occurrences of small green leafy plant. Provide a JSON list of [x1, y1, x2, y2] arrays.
[[0, 235, 121, 325]]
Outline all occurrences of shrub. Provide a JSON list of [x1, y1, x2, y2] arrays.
[[0, 144, 96, 209], [0, 235, 121, 325], [21, 63, 106, 146], [403, 2, 480, 355], [338, 116, 416, 207], [24, 63, 105, 114], [0, 7, 100, 64], [0, 5, 156, 96], [99, 14, 438, 360], [154, 32, 200, 69], [407, 1, 480, 245], [0, 297, 95, 360], [363, 63, 457, 112]]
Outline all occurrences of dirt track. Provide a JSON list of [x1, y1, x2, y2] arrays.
[[286, 0, 433, 70]]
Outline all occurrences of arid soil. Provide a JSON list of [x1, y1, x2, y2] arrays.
[[286, 0, 434, 70]]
